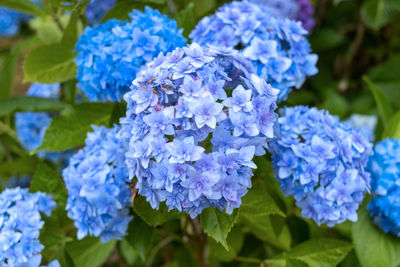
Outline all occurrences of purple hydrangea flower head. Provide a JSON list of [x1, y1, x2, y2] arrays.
[[367, 138, 400, 236], [15, 83, 72, 164], [0, 187, 56, 266], [85, 0, 116, 25], [63, 125, 132, 242], [75, 7, 187, 102], [269, 106, 373, 226], [249, 0, 315, 32], [119, 43, 279, 218], [190, 1, 317, 102]]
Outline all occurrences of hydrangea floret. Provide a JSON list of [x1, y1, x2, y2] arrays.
[[119, 43, 279, 218], [346, 114, 377, 142], [368, 138, 400, 236], [269, 106, 372, 226], [63, 125, 132, 243], [0, 187, 56, 266], [190, 1, 318, 102], [75, 7, 187, 102]]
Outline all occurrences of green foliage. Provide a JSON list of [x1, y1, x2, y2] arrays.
[[34, 103, 114, 152], [133, 195, 180, 226], [0, 0, 44, 16], [383, 110, 400, 138], [352, 209, 400, 267], [0, 96, 65, 116], [125, 216, 155, 261], [361, 0, 398, 30]]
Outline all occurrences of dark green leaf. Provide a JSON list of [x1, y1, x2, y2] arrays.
[[382, 110, 400, 139], [134, 195, 180, 226], [173, 2, 195, 37], [61, 13, 80, 47], [209, 225, 244, 262], [363, 76, 394, 125], [125, 216, 155, 261], [35, 102, 114, 152], [309, 28, 345, 52], [0, 156, 38, 176], [200, 207, 238, 250], [352, 209, 400, 267], [24, 44, 77, 83], [65, 237, 116, 267], [361, 0, 397, 30], [0, 0, 44, 16], [0, 96, 65, 117]]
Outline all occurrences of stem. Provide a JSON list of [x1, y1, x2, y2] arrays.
[[189, 218, 209, 267], [145, 236, 175, 267], [52, 13, 64, 32]]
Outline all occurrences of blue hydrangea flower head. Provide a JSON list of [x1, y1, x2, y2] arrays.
[[15, 83, 72, 164], [269, 106, 373, 226], [119, 43, 279, 218], [63, 125, 132, 242], [85, 0, 116, 25], [250, 0, 315, 32], [75, 7, 187, 102], [190, 1, 318, 102], [346, 114, 377, 142], [0, 187, 56, 266], [368, 138, 400, 236]]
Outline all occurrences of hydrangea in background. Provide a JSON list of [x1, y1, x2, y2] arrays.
[[368, 138, 400, 236], [63, 125, 132, 243], [346, 114, 377, 142], [0, 187, 57, 266], [119, 43, 278, 218], [249, 0, 315, 31], [190, 1, 318, 102], [75, 7, 187, 102], [85, 0, 116, 25], [2, 176, 32, 189], [269, 106, 372, 226], [15, 83, 71, 164]]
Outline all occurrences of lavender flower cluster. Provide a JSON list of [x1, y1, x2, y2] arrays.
[[0, 187, 57, 266], [75, 7, 187, 102], [190, 1, 318, 102], [250, 0, 315, 31], [15, 83, 71, 164], [63, 125, 132, 243], [119, 44, 278, 218], [269, 106, 373, 226], [368, 138, 400, 236]]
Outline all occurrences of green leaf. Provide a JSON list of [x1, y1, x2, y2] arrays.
[[61, 13, 80, 47], [0, 96, 65, 116], [208, 225, 244, 262], [0, 0, 44, 16], [240, 180, 285, 218], [200, 207, 239, 250], [35, 102, 114, 152], [383, 110, 400, 139], [65, 237, 116, 267], [24, 44, 77, 84], [133, 195, 180, 227], [173, 2, 195, 37], [361, 0, 397, 30], [363, 76, 394, 125], [0, 37, 41, 99], [125, 216, 155, 261], [352, 209, 400, 267], [274, 238, 353, 267], [29, 16, 68, 44], [0, 156, 38, 176], [309, 28, 345, 52]]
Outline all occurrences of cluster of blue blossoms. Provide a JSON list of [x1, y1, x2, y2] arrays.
[[368, 138, 400, 236], [0, 187, 59, 267], [85, 0, 116, 25], [75, 7, 187, 102], [15, 83, 71, 164], [346, 114, 377, 142], [190, 1, 318, 102], [63, 125, 132, 243], [269, 106, 373, 226], [119, 43, 278, 218]]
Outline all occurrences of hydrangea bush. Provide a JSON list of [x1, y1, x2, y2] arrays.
[[75, 7, 187, 102], [190, 1, 318, 101], [269, 106, 373, 226], [119, 43, 278, 217], [2, 0, 400, 266], [368, 138, 400, 236]]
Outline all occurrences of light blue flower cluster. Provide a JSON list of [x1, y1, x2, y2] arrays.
[[63, 125, 132, 243], [346, 114, 377, 142], [368, 138, 400, 236], [85, 0, 116, 25], [190, 1, 318, 102], [250, 0, 315, 32], [0, 187, 56, 266], [15, 83, 71, 164], [119, 44, 278, 218], [269, 106, 372, 226], [75, 7, 187, 102], [0, 0, 41, 37]]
